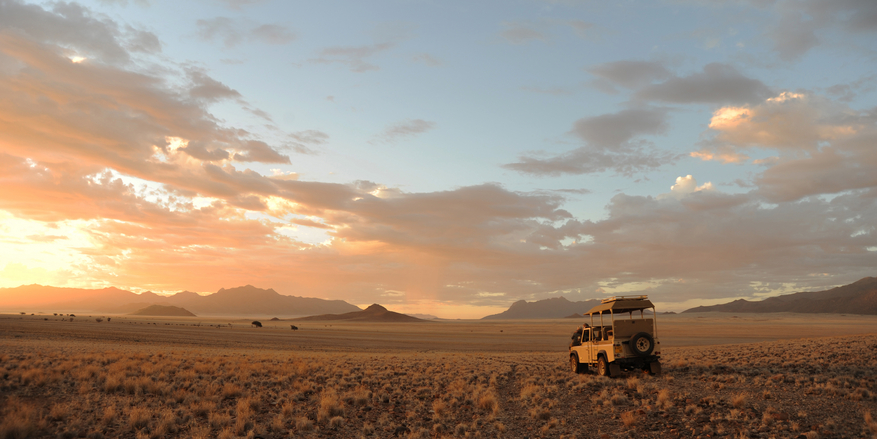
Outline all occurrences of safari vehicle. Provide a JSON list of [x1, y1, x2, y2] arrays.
[[568, 295, 661, 377]]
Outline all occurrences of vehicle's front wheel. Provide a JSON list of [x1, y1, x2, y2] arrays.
[[597, 356, 610, 377], [570, 354, 586, 374]]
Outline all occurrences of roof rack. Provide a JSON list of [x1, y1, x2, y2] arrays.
[[600, 295, 649, 303]]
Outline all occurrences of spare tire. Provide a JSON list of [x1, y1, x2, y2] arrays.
[[629, 332, 655, 356]]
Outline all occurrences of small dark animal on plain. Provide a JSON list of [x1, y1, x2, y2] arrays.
[[290, 325, 298, 330], [251, 321, 262, 328]]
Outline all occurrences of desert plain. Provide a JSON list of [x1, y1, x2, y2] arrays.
[[1, 312, 876, 438]]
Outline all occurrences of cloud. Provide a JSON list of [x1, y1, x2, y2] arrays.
[[504, 147, 677, 177], [770, 5, 821, 61], [309, 42, 394, 73], [217, 0, 268, 9], [498, 19, 600, 44], [689, 147, 750, 164], [635, 63, 772, 105], [692, 91, 877, 202], [702, 92, 853, 150], [498, 21, 549, 44], [571, 108, 669, 147], [665, 175, 714, 198], [0, 0, 160, 64], [587, 60, 672, 90], [372, 119, 436, 144], [552, 188, 592, 195], [756, 139, 877, 202], [233, 140, 291, 164], [196, 17, 296, 48], [565, 19, 598, 39], [769, 0, 877, 61], [0, 2, 291, 177], [287, 130, 329, 154], [97, 0, 152, 6], [504, 108, 675, 176], [411, 53, 441, 66], [575, 187, 877, 304], [187, 68, 241, 102]]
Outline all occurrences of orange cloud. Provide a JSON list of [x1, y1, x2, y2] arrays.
[[706, 92, 858, 149], [690, 149, 749, 164]]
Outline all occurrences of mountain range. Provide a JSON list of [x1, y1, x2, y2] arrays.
[[682, 277, 877, 315], [481, 296, 602, 319], [0, 284, 360, 317]]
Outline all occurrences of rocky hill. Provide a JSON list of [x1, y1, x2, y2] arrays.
[[482, 297, 602, 319], [129, 305, 196, 317], [683, 277, 877, 315], [0, 284, 360, 316], [297, 304, 425, 322]]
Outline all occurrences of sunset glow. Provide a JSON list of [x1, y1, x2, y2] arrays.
[[1, 0, 876, 317]]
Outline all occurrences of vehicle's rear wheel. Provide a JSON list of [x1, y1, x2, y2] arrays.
[[597, 356, 609, 377]]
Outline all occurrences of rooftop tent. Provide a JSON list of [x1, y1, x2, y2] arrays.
[[585, 296, 654, 315]]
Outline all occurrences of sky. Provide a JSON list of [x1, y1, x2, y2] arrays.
[[1, 0, 876, 318]]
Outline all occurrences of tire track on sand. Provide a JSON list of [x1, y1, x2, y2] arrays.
[[495, 363, 532, 438]]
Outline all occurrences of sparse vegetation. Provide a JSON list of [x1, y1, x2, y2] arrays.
[[1, 314, 875, 438]]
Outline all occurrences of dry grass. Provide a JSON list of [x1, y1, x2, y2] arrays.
[[1, 314, 876, 438], [621, 410, 637, 427], [731, 392, 747, 408]]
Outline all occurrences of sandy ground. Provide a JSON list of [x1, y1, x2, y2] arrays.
[[4, 312, 876, 351], [1, 313, 876, 438]]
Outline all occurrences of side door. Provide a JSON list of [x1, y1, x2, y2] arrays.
[[583, 328, 593, 364]]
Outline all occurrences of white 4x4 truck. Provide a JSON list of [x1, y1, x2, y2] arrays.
[[569, 295, 661, 377]]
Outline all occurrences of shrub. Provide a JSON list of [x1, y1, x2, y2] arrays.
[[476, 390, 498, 415], [294, 417, 313, 431], [101, 406, 117, 425], [48, 403, 68, 421], [209, 411, 232, 429], [222, 382, 243, 399], [520, 383, 541, 400], [529, 406, 550, 421], [0, 402, 44, 439], [657, 389, 672, 408], [866, 411, 877, 435], [621, 410, 637, 427], [103, 374, 121, 393], [154, 410, 177, 436], [128, 407, 150, 431], [318, 389, 344, 422], [270, 414, 285, 432], [328, 416, 344, 429]]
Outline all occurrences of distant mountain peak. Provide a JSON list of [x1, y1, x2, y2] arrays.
[[299, 303, 422, 322], [682, 277, 877, 315], [483, 296, 600, 320]]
